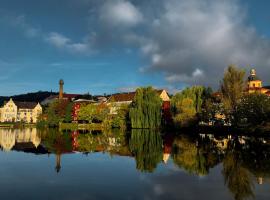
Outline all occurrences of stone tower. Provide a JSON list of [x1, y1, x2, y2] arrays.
[[59, 79, 64, 99]]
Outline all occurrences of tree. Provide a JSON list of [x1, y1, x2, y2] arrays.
[[111, 104, 129, 129], [129, 87, 162, 129], [171, 86, 210, 127], [173, 98, 197, 127], [235, 93, 270, 126], [78, 104, 97, 123], [64, 102, 73, 122], [220, 65, 246, 113], [78, 103, 110, 123]]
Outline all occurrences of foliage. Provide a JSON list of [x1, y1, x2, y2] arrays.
[[64, 102, 73, 122], [78, 103, 110, 124], [235, 93, 270, 126], [220, 65, 246, 113], [129, 87, 162, 129], [223, 151, 254, 200], [129, 129, 163, 172], [111, 104, 129, 129], [171, 86, 211, 127], [173, 98, 197, 127], [45, 99, 71, 127]]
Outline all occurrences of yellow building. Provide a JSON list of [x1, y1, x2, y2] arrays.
[[247, 69, 270, 95], [0, 99, 42, 123]]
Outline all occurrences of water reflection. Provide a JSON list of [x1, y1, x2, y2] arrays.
[[0, 128, 270, 199], [0, 128, 41, 151]]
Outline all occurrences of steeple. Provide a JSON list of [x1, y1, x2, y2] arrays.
[[250, 69, 256, 76], [59, 79, 64, 99]]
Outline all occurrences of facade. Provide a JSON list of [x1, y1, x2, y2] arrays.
[[247, 69, 270, 95], [0, 99, 42, 123]]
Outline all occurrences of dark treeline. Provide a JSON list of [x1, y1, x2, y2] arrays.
[[0, 91, 58, 105]]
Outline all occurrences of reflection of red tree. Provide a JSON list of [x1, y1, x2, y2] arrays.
[[163, 134, 174, 154], [72, 131, 79, 151]]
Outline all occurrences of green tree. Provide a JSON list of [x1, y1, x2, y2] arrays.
[[78, 104, 97, 123], [129, 87, 162, 129], [173, 98, 197, 127], [111, 104, 129, 129], [171, 86, 210, 127], [64, 102, 73, 122], [220, 65, 246, 113], [235, 93, 270, 126]]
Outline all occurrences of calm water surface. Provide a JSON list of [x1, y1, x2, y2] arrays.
[[0, 128, 270, 200]]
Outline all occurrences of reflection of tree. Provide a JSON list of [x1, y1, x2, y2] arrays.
[[172, 135, 220, 176], [241, 138, 270, 180], [222, 140, 254, 200], [129, 129, 163, 173], [41, 129, 73, 173]]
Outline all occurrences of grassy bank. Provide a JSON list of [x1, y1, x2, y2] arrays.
[[0, 123, 36, 128], [59, 123, 104, 131]]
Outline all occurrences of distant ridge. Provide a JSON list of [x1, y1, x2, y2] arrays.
[[0, 91, 58, 106]]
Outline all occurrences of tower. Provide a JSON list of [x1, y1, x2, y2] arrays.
[[59, 79, 64, 99], [247, 69, 262, 89]]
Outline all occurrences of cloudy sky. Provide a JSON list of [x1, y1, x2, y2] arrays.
[[0, 0, 270, 95]]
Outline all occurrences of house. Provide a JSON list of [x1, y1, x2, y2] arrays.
[[0, 99, 42, 123], [247, 69, 270, 95]]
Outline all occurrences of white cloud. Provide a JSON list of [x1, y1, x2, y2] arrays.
[[99, 0, 143, 27], [45, 32, 91, 54]]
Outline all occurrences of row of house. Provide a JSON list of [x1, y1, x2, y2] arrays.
[[72, 89, 172, 122], [0, 99, 42, 123]]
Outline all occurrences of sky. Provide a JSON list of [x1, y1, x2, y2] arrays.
[[0, 0, 270, 96]]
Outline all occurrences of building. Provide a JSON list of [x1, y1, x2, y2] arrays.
[[0, 99, 42, 123], [247, 69, 270, 95]]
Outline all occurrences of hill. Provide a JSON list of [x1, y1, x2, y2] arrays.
[[0, 91, 58, 106]]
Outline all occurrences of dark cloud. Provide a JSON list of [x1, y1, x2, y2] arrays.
[[83, 0, 270, 88]]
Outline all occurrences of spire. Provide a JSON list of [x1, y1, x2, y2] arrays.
[[250, 69, 256, 76]]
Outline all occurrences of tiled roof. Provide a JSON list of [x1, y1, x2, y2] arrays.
[[109, 89, 166, 102], [110, 92, 136, 102], [14, 101, 38, 109]]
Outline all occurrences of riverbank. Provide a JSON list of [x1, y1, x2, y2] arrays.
[[0, 123, 36, 128]]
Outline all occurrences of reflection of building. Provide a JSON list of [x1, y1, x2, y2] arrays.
[[0, 128, 41, 151], [0, 99, 42, 123], [247, 69, 270, 95]]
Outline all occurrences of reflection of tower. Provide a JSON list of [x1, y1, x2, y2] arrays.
[[55, 153, 62, 173], [59, 79, 64, 99], [257, 177, 263, 185]]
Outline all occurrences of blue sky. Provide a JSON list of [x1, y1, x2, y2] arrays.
[[0, 0, 270, 96]]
